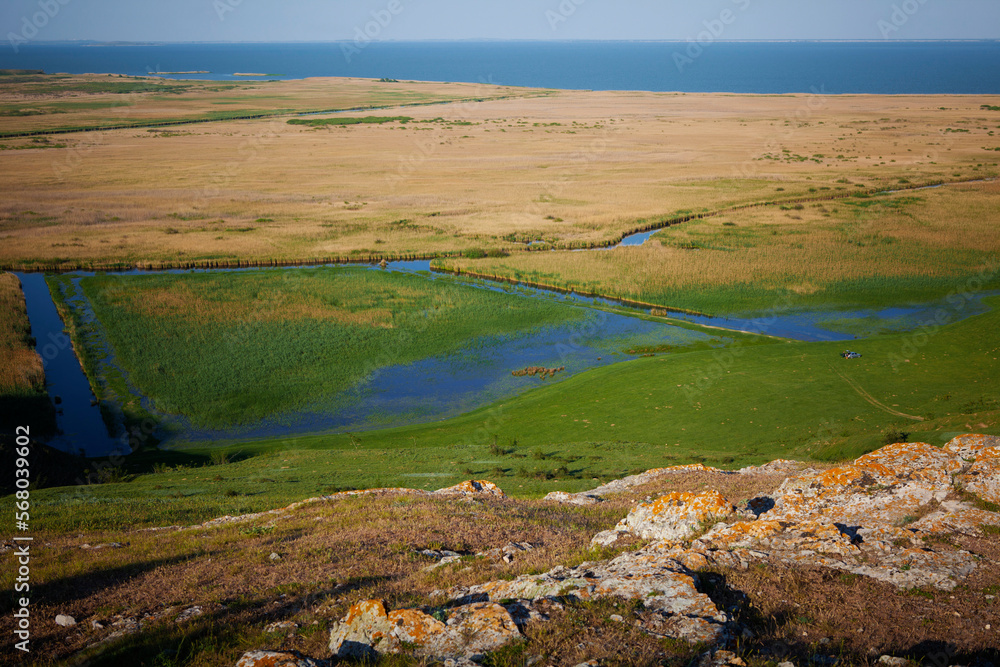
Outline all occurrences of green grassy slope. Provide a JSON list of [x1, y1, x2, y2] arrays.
[[28, 296, 1000, 533]]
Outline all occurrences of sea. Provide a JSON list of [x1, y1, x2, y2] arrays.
[[2, 41, 1000, 94]]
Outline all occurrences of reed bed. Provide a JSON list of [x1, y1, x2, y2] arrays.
[[0, 272, 43, 396], [0, 272, 54, 434], [439, 181, 1000, 314]]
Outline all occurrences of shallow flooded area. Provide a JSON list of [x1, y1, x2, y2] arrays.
[[16, 260, 998, 455]]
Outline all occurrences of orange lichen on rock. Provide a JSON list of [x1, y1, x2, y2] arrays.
[[957, 445, 1000, 504], [854, 441, 963, 483], [655, 436, 1000, 591], [944, 433, 1000, 458], [543, 464, 728, 505], [640, 491, 733, 519], [329, 600, 519, 661], [592, 490, 734, 546], [444, 543, 729, 645], [328, 599, 394, 658], [812, 464, 872, 488], [386, 608, 447, 645], [435, 480, 507, 497]]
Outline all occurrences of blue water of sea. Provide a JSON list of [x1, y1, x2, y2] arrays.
[[3, 41, 999, 93]]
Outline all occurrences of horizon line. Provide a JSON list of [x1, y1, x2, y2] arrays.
[[20, 38, 1000, 45]]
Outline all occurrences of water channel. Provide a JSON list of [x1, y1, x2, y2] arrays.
[[14, 226, 995, 456]]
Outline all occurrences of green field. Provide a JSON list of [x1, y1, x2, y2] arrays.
[[48, 268, 591, 430], [287, 115, 414, 127]]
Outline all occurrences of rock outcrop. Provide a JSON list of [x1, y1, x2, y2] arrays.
[[330, 479, 506, 500], [327, 599, 520, 662], [645, 437, 1000, 591], [544, 461, 812, 505], [543, 463, 725, 505], [235, 650, 324, 667], [233, 436, 1000, 666], [591, 490, 735, 546], [949, 434, 1000, 503], [443, 549, 730, 645], [359, 436, 999, 661]]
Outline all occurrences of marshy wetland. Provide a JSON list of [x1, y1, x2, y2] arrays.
[[0, 56, 999, 667], [1, 71, 998, 491]]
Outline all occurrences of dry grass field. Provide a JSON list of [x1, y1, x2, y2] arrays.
[[0, 272, 43, 396], [438, 179, 1000, 313], [1, 75, 998, 270], [0, 272, 53, 434]]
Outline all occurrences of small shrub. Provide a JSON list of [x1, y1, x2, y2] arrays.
[[488, 440, 511, 456], [882, 429, 910, 445], [210, 450, 231, 466]]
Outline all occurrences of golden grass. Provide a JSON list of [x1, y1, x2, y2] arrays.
[[106, 278, 407, 329], [0, 272, 44, 396], [437, 180, 1000, 309], [1, 82, 998, 269]]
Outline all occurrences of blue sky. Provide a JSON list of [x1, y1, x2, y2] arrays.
[[3, 0, 999, 42]]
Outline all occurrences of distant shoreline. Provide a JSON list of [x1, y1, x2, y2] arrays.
[[5, 41, 999, 95], [35, 39, 1000, 45]]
